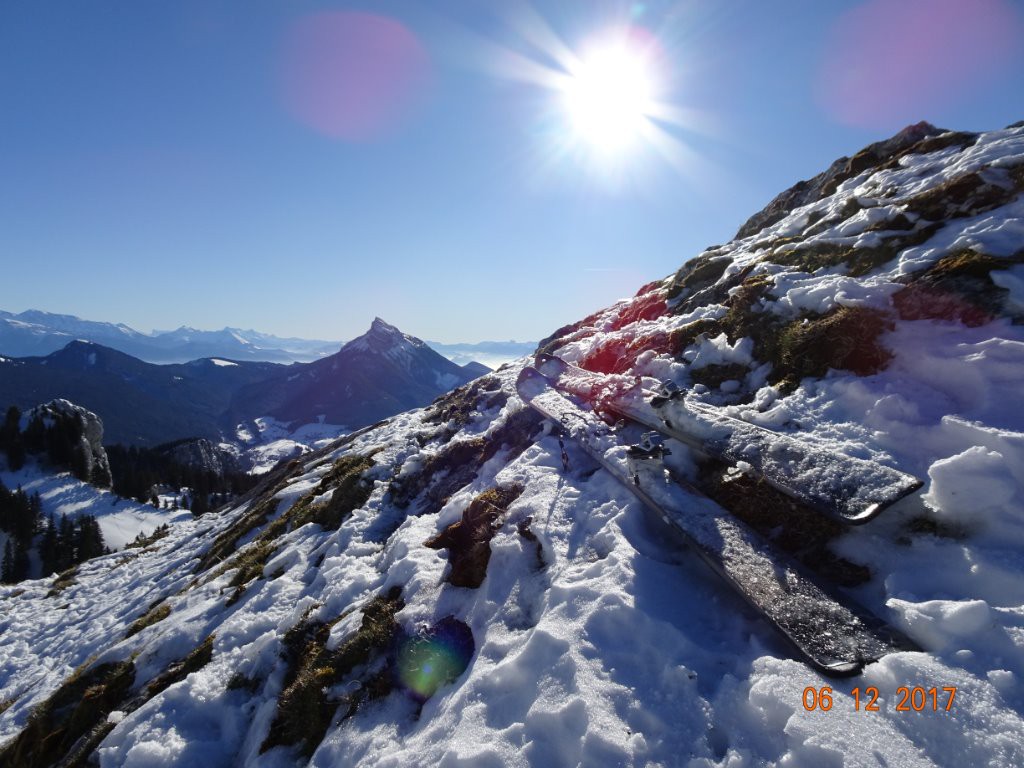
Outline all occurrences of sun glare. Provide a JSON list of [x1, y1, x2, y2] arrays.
[[563, 41, 655, 153]]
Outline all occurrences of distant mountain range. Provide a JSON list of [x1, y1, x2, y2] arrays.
[[422, 340, 535, 369], [0, 309, 339, 364], [0, 309, 534, 367], [0, 318, 483, 447]]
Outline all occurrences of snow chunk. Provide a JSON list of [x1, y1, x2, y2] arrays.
[[924, 446, 1019, 533], [684, 333, 753, 369], [991, 265, 1024, 315], [887, 599, 992, 650], [209, 358, 238, 367], [770, 272, 902, 315]]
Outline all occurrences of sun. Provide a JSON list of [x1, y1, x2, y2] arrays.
[[562, 39, 656, 153]]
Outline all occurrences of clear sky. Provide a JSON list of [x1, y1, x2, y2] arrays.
[[2, 1, 1022, 343]]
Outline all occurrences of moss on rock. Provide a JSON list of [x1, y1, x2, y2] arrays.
[[196, 496, 281, 575], [902, 170, 1019, 222], [688, 363, 751, 390], [775, 306, 893, 389], [46, 566, 79, 598], [0, 660, 135, 768], [424, 376, 507, 429], [389, 408, 540, 518], [424, 484, 525, 588], [144, 635, 215, 699], [125, 601, 171, 638], [296, 453, 376, 531], [893, 248, 1024, 326], [261, 587, 405, 758]]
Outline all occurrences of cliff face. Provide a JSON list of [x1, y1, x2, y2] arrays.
[[156, 438, 240, 477], [1, 123, 1023, 767], [27, 399, 112, 488]]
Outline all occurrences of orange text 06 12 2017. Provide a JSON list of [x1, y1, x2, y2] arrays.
[[801, 686, 957, 712]]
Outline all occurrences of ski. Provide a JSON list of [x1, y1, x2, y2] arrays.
[[535, 354, 922, 524], [516, 366, 916, 676]]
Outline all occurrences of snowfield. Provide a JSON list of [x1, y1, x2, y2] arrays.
[[2, 124, 1023, 766], [232, 417, 351, 475], [1, 462, 189, 551]]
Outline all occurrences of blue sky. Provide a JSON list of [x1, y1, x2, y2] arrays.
[[2, 1, 1021, 343]]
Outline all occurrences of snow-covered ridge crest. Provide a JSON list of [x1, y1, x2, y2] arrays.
[[2, 123, 1024, 766]]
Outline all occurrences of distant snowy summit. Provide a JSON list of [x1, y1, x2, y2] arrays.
[[343, 317, 423, 356], [0, 319, 489, 448], [228, 318, 486, 428]]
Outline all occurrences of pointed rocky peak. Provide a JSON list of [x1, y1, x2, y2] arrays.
[[369, 316, 403, 338], [342, 318, 423, 356]]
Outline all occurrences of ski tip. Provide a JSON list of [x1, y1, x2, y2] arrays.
[[534, 352, 569, 377], [810, 658, 868, 678], [515, 367, 549, 403], [837, 476, 926, 525]]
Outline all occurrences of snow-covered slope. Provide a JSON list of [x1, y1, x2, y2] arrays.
[[231, 418, 351, 475], [2, 123, 1024, 767], [1, 461, 188, 552]]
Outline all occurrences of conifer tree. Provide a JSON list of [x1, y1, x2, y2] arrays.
[[1, 406, 25, 471], [40, 514, 59, 577], [12, 539, 30, 581], [1, 540, 13, 583], [57, 514, 75, 571], [22, 413, 45, 454]]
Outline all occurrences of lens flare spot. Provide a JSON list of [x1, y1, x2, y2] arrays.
[[396, 617, 474, 701], [279, 12, 431, 141], [817, 0, 1024, 128]]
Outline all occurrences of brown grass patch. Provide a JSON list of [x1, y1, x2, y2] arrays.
[[424, 484, 525, 588], [125, 602, 171, 638], [261, 588, 405, 758]]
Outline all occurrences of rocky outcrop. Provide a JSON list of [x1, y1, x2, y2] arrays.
[[155, 438, 239, 477], [734, 121, 964, 240], [29, 399, 112, 487]]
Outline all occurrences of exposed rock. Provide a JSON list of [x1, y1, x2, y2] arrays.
[[734, 122, 953, 240], [29, 399, 112, 487], [155, 437, 239, 476]]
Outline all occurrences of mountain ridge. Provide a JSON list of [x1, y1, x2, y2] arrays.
[[0, 320, 483, 447], [0, 309, 536, 367]]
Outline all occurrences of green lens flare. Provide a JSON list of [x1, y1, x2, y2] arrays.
[[396, 617, 474, 701]]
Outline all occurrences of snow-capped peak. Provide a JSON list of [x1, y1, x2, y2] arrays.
[[342, 317, 423, 356], [369, 316, 405, 340]]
